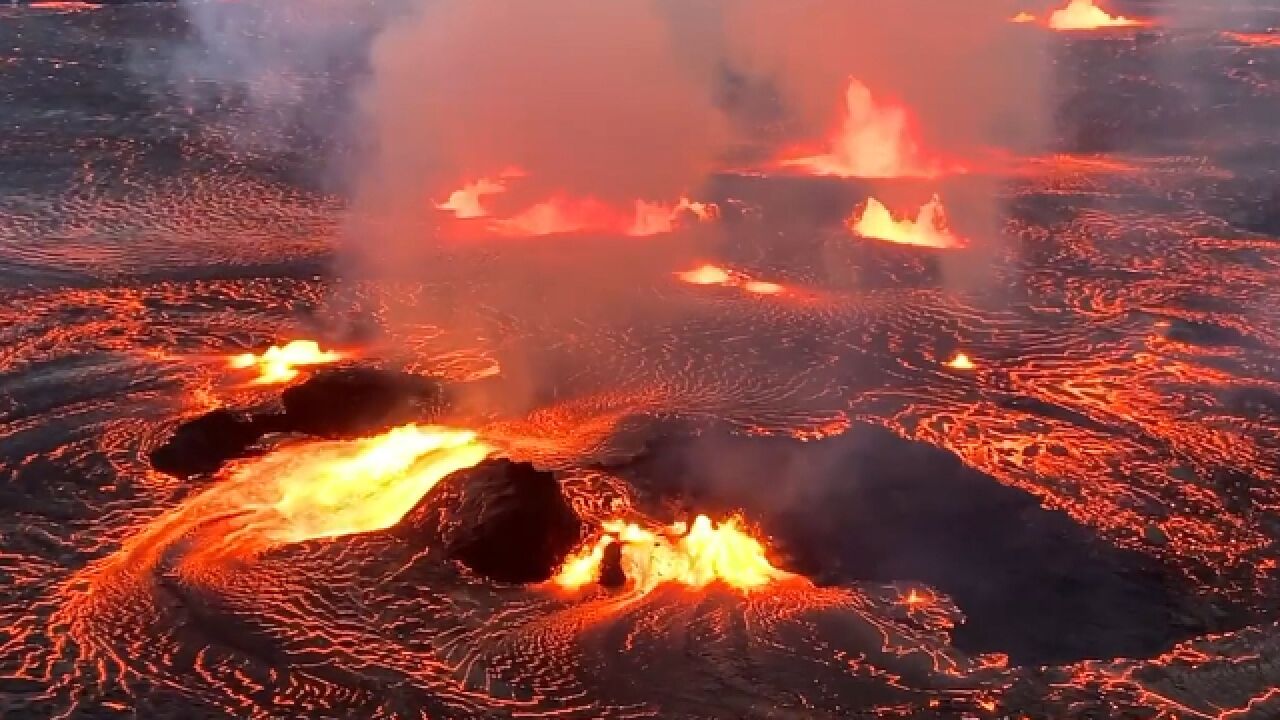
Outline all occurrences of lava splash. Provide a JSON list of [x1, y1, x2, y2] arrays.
[[778, 79, 952, 179], [676, 263, 786, 295], [1048, 0, 1145, 30], [228, 339, 344, 385], [554, 514, 795, 595], [435, 170, 715, 237], [847, 195, 968, 249]]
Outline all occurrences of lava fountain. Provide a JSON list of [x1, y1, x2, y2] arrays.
[[228, 339, 344, 385], [491, 195, 714, 237], [1048, 0, 1145, 30], [779, 79, 951, 179], [554, 514, 796, 595], [676, 263, 787, 296], [436, 170, 715, 237], [847, 195, 968, 249]]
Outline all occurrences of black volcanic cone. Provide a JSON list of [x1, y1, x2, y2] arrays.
[[277, 367, 443, 437], [148, 368, 446, 478], [149, 409, 262, 478], [441, 459, 583, 584]]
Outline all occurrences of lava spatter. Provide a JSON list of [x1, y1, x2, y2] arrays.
[[777, 79, 956, 179], [1047, 0, 1146, 30], [848, 195, 969, 249], [228, 339, 344, 385], [554, 514, 796, 595]]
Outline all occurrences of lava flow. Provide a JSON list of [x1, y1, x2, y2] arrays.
[[228, 339, 343, 384], [778, 79, 951, 178], [145, 424, 490, 563], [222, 424, 491, 550], [1224, 32, 1280, 48], [554, 514, 795, 595], [847, 195, 968, 249], [1047, 0, 1146, 30]]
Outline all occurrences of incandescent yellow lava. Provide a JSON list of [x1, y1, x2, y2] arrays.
[[555, 514, 793, 594], [848, 195, 968, 249], [228, 339, 343, 384], [239, 425, 492, 546]]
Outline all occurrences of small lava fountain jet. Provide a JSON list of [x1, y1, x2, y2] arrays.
[[435, 169, 715, 237], [847, 195, 968, 249], [779, 78, 953, 178], [228, 339, 344, 385], [676, 263, 787, 296], [945, 352, 976, 370], [1047, 0, 1146, 30], [554, 514, 796, 595]]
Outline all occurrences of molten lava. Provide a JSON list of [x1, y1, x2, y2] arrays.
[[945, 353, 976, 370], [1048, 0, 1145, 30], [221, 424, 491, 550], [676, 263, 787, 296], [847, 195, 968, 249], [491, 196, 713, 238], [554, 514, 793, 594], [436, 170, 714, 237], [1010, 11, 1037, 23], [742, 280, 784, 296], [1224, 32, 1280, 48], [228, 339, 343, 384], [780, 79, 948, 178], [677, 263, 733, 286]]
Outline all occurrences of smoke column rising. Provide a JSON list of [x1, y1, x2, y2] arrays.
[[167, 0, 1051, 411]]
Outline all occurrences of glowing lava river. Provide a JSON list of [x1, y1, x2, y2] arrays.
[[4, 3, 1280, 719]]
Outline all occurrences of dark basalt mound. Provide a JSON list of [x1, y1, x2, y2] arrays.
[[148, 368, 445, 478], [439, 459, 583, 584], [597, 540, 627, 589], [603, 419, 1220, 666], [149, 409, 263, 478], [278, 367, 442, 437]]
